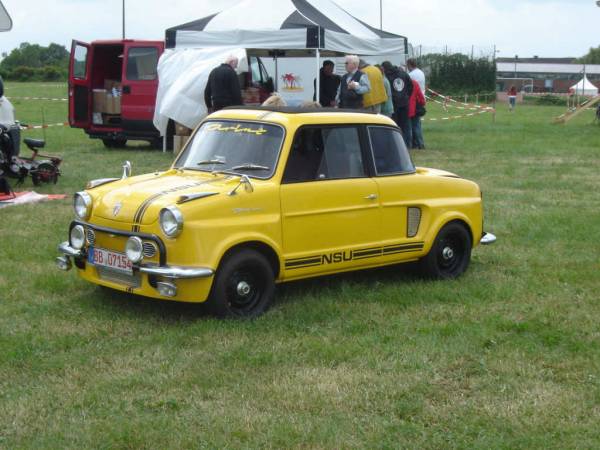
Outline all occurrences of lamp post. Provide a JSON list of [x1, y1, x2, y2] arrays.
[[514, 55, 518, 79], [380, 0, 383, 30]]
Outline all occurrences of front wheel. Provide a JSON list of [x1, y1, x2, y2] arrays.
[[420, 222, 472, 279], [205, 248, 275, 318]]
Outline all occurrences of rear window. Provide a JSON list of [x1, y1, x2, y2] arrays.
[[73, 44, 88, 79], [126, 47, 158, 81]]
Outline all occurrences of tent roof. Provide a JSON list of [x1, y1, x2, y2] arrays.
[[0, 1, 12, 32], [570, 75, 599, 93], [166, 0, 407, 55]]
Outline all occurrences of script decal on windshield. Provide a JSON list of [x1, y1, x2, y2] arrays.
[[206, 123, 267, 136]]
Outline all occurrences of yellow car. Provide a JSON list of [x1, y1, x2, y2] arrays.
[[57, 107, 496, 318]]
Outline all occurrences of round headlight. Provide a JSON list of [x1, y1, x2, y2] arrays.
[[159, 206, 184, 238], [125, 236, 144, 263], [73, 192, 92, 220], [70, 225, 85, 250]]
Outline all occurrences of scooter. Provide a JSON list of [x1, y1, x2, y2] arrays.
[[0, 123, 62, 186]]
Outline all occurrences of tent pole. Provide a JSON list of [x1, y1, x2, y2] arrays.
[[274, 54, 279, 92], [316, 48, 320, 106]]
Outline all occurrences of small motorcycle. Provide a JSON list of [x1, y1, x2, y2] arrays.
[[0, 123, 62, 186]]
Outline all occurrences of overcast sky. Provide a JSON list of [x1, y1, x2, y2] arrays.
[[1, 0, 599, 58]]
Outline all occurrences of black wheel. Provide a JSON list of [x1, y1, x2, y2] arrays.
[[31, 162, 57, 186], [205, 248, 275, 318], [102, 138, 127, 148], [420, 222, 472, 279]]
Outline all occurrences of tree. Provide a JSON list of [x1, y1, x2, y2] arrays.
[[0, 42, 69, 81], [579, 46, 600, 64]]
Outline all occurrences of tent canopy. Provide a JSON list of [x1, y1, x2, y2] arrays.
[[0, 1, 12, 32], [166, 0, 407, 56], [570, 75, 599, 96]]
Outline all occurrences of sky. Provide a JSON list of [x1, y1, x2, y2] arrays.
[[1, 0, 599, 59]]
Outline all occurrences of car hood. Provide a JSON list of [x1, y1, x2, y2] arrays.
[[91, 170, 231, 225]]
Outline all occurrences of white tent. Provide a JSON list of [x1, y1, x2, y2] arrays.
[[570, 75, 599, 96], [153, 0, 407, 135], [0, 1, 12, 32]]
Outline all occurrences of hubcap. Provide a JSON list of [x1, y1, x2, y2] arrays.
[[442, 246, 454, 260], [236, 281, 251, 296]]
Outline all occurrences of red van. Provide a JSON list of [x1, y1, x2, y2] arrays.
[[69, 39, 274, 149]]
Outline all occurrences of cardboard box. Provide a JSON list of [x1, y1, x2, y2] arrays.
[[104, 79, 121, 91], [93, 89, 106, 112], [175, 122, 192, 136], [173, 135, 190, 153], [242, 87, 260, 105], [105, 94, 121, 114]]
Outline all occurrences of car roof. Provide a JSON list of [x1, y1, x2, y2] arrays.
[[209, 106, 397, 127]]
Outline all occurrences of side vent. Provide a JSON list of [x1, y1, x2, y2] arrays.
[[407, 207, 421, 238]]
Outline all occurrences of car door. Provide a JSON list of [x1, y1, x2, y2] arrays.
[[367, 126, 426, 259], [121, 41, 163, 133], [68, 40, 91, 128], [280, 125, 381, 277]]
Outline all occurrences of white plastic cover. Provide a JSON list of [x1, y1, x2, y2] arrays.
[[0, 97, 15, 125], [153, 48, 248, 136]]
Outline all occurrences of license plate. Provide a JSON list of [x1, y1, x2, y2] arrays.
[[88, 247, 133, 275]]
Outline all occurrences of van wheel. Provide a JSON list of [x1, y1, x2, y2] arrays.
[[205, 248, 275, 318], [102, 138, 127, 148], [420, 222, 472, 279]]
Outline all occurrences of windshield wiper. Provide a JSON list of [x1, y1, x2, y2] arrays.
[[197, 159, 226, 166], [231, 163, 270, 171]]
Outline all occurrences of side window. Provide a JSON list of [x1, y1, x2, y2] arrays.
[[249, 56, 262, 84], [368, 127, 415, 175], [73, 45, 88, 79], [126, 47, 159, 81], [283, 127, 365, 183]]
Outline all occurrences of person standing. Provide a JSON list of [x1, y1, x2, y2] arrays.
[[376, 65, 394, 117], [382, 61, 413, 147], [204, 55, 243, 112], [408, 79, 426, 149], [508, 85, 517, 112], [313, 60, 341, 107], [407, 58, 426, 149], [336, 55, 370, 109], [359, 60, 387, 113]]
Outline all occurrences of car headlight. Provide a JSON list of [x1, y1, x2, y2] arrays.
[[125, 236, 144, 263], [70, 225, 85, 250], [159, 206, 183, 238], [73, 192, 92, 220]]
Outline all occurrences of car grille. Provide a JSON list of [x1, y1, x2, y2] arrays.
[[96, 267, 141, 288], [86, 228, 96, 246], [142, 242, 157, 258]]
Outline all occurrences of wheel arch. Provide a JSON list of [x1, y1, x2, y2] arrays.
[[219, 240, 281, 279]]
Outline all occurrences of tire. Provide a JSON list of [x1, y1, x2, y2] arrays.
[[420, 222, 472, 279], [205, 248, 275, 318], [102, 138, 127, 148]]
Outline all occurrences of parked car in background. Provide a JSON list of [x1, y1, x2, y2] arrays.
[[56, 107, 496, 318], [69, 39, 273, 149]]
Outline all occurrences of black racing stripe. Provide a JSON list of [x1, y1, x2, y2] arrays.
[[353, 254, 381, 261], [384, 249, 423, 256], [286, 255, 321, 263], [285, 258, 322, 268], [353, 249, 382, 257], [384, 244, 423, 252], [285, 262, 321, 270]]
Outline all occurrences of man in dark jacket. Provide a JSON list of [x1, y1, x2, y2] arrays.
[[382, 61, 413, 147], [204, 55, 243, 112], [313, 60, 340, 107]]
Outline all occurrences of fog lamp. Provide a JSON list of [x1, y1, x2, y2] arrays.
[[56, 256, 72, 271], [156, 281, 177, 297], [70, 225, 85, 250], [125, 236, 144, 263]]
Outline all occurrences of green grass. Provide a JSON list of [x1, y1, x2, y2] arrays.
[[1, 82, 600, 448]]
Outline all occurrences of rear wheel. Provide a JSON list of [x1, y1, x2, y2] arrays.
[[420, 222, 472, 279], [102, 138, 127, 148], [205, 248, 275, 318], [31, 162, 58, 185]]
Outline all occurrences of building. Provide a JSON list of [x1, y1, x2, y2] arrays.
[[496, 57, 600, 93]]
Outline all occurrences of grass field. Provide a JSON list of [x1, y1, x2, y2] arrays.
[[1, 82, 600, 448]]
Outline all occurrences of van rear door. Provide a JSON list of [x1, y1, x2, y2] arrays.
[[69, 40, 91, 128], [120, 41, 163, 134]]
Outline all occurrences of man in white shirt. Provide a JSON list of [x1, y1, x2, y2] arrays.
[[407, 58, 426, 149]]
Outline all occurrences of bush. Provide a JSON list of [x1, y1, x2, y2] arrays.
[[421, 53, 496, 96], [523, 95, 567, 106]]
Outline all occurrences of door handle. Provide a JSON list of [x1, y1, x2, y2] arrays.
[[122, 85, 131, 94], [365, 194, 378, 200]]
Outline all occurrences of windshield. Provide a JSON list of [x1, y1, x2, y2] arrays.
[[174, 121, 284, 178]]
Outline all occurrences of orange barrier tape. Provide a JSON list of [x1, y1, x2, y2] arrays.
[[424, 109, 492, 122], [8, 96, 67, 102], [426, 88, 495, 111], [20, 122, 69, 130]]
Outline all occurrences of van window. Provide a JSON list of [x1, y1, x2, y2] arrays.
[[283, 126, 366, 183], [126, 47, 158, 81], [249, 56, 263, 83], [73, 45, 88, 79]]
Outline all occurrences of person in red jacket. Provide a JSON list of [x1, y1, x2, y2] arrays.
[[408, 79, 426, 149]]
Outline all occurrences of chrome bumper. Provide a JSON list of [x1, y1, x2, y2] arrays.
[[480, 232, 497, 245], [56, 241, 214, 279]]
